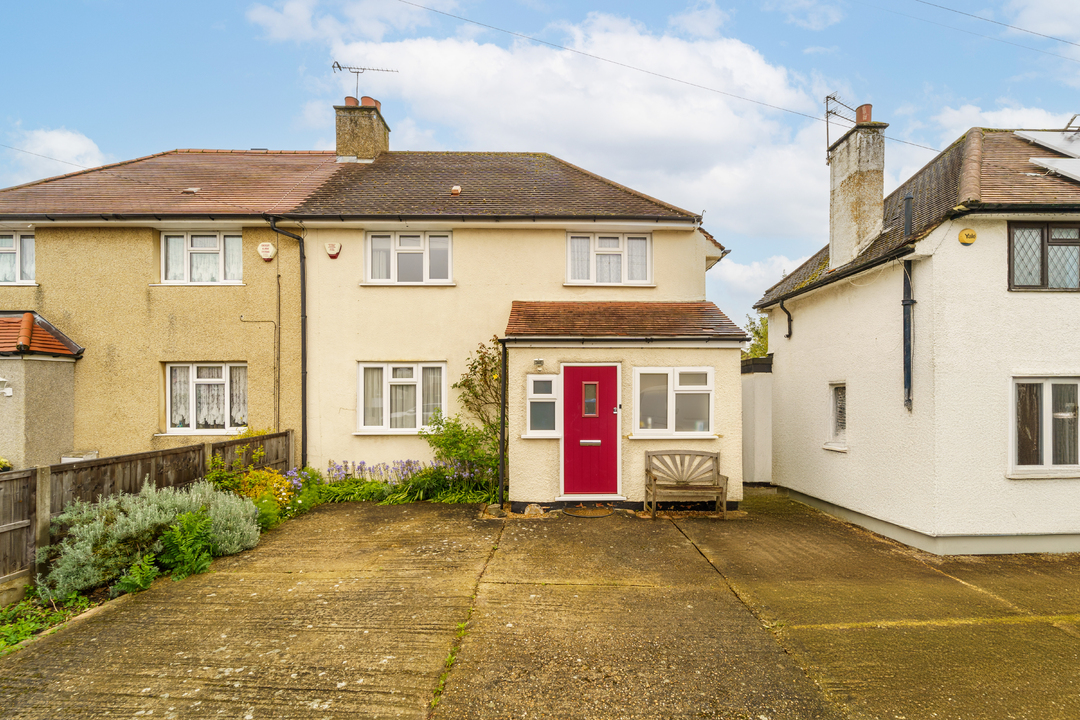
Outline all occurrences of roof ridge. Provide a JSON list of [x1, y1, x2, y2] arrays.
[[545, 154, 699, 220], [174, 149, 335, 155], [958, 128, 984, 205], [0, 149, 180, 193]]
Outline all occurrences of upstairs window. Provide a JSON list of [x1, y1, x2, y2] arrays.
[[566, 233, 651, 285], [366, 232, 452, 284], [1014, 378, 1079, 473], [0, 233, 34, 284], [1010, 223, 1080, 290], [162, 232, 242, 284]]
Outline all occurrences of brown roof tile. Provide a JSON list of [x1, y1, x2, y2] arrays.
[[0, 312, 83, 357], [505, 301, 747, 340]]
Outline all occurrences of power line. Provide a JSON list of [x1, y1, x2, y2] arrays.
[[394, 0, 940, 153], [910, 0, 1080, 49]]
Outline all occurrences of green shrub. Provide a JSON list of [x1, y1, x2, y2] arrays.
[[253, 493, 283, 531], [316, 479, 389, 503], [420, 411, 498, 482], [112, 553, 160, 597], [38, 481, 259, 600], [158, 513, 213, 580], [1, 586, 90, 654]]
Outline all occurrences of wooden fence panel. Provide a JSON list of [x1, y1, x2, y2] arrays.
[[211, 431, 292, 474], [0, 469, 37, 581]]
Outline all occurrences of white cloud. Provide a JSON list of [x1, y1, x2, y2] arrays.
[[668, 0, 729, 39], [1006, 0, 1080, 43], [764, 1, 844, 31], [1, 128, 110, 187], [932, 103, 1074, 145], [707, 253, 811, 329], [248, 0, 457, 44]]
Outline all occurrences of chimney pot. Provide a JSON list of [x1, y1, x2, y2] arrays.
[[856, 104, 872, 124], [344, 96, 359, 107], [360, 96, 381, 111], [450, 185, 461, 196]]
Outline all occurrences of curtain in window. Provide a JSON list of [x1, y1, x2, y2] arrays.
[[0, 251, 13, 283], [371, 237, 392, 280], [230, 366, 248, 427], [429, 236, 450, 280], [190, 252, 219, 282], [627, 237, 647, 282], [639, 373, 668, 429], [1016, 383, 1041, 465], [833, 386, 847, 442], [165, 236, 185, 281], [170, 366, 190, 428], [422, 367, 442, 424], [596, 254, 621, 283], [1052, 383, 1078, 465], [570, 237, 590, 280], [224, 236, 243, 281], [364, 367, 384, 426], [391, 384, 417, 428], [1012, 228, 1042, 286], [19, 236, 34, 281], [196, 383, 226, 429]]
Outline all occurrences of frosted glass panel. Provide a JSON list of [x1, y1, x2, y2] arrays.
[[675, 393, 709, 432], [639, 374, 668, 429], [533, 380, 553, 395], [530, 401, 556, 431], [429, 236, 449, 280], [397, 253, 423, 282], [597, 237, 620, 249]]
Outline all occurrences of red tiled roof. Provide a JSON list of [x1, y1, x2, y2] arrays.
[[505, 301, 748, 340], [0, 312, 83, 358]]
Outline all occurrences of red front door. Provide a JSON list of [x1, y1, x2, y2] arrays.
[[563, 365, 619, 494]]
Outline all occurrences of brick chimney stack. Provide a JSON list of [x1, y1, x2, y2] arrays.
[[828, 103, 888, 268], [335, 96, 390, 162]]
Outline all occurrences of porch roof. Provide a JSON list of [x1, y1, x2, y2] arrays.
[[0, 312, 84, 358], [504, 301, 748, 341]]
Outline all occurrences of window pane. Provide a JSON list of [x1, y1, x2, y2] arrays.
[[597, 236, 620, 249], [596, 253, 621, 283], [0, 235, 13, 248], [1016, 383, 1042, 466], [429, 236, 449, 280], [165, 236, 185, 281], [190, 252, 219, 282], [530, 401, 556, 431], [627, 237, 648, 281], [197, 366, 223, 379], [371, 237, 391, 280], [397, 253, 423, 282], [392, 367, 413, 379], [19, 236, 34, 281], [639, 373, 668, 430], [170, 366, 190, 428], [0, 252, 13, 283], [1052, 383, 1078, 466], [833, 385, 847, 443], [364, 367, 384, 427], [195, 383, 226, 430], [190, 235, 218, 249], [570, 237, 590, 280], [229, 366, 247, 428], [533, 380, 553, 395], [675, 393, 710, 432], [422, 367, 442, 424], [390, 384, 417, 429], [224, 236, 242, 281], [1048, 245, 1080, 289], [679, 372, 708, 387], [1013, 227, 1042, 286], [398, 235, 422, 248], [582, 383, 597, 416], [1051, 227, 1080, 240]]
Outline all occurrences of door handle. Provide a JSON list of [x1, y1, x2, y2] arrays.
[[580, 440, 601, 446]]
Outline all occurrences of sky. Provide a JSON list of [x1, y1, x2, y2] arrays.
[[2, 0, 1079, 326]]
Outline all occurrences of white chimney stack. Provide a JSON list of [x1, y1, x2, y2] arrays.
[[828, 104, 887, 268]]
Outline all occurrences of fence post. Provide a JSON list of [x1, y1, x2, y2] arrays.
[[203, 442, 214, 473], [34, 465, 52, 582], [287, 428, 295, 471]]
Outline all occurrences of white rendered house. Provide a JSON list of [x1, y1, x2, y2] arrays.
[[756, 107, 1080, 554]]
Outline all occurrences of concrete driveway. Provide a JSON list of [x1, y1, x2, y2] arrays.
[[3, 491, 1080, 719]]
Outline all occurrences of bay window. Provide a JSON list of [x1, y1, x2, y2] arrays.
[[633, 367, 713, 437], [566, 233, 651, 285], [167, 363, 247, 433], [0, 233, 34, 284], [1014, 377, 1080, 473], [161, 232, 242, 284], [366, 232, 452, 284], [358, 362, 446, 432]]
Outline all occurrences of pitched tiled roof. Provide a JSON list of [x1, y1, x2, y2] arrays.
[[292, 152, 696, 219], [0, 150, 698, 222], [0, 312, 84, 358], [505, 301, 748, 340], [755, 127, 1080, 308]]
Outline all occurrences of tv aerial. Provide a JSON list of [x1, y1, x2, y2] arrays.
[[332, 61, 398, 98], [824, 93, 857, 164]]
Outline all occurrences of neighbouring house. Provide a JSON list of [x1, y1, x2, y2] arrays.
[[0, 312, 83, 469], [755, 104, 1080, 553], [0, 95, 746, 507]]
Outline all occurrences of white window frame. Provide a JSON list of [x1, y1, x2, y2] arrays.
[[160, 232, 243, 285], [0, 232, 34, 284], [565, 233, 652, 286], [356, 362, 448, 434], [165, 362, 247, 435], [825, 383, 847, 451], [364, 232, 454, 285], [524, 374, 562, 438], [1010, 376, 1080, 477], [630, 367, 714, 439]]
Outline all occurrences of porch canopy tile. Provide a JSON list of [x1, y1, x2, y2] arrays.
[[505, 301, 748, 340], [0, 311, 84, 358]]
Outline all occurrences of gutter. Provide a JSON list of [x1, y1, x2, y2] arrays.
[[502, 335, 748, 343], [0, 213, 700, 224], [266, 216, 308, 469]]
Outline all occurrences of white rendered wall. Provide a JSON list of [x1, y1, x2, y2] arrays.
[[741, 372, 772, 484], [302, 225, 708, 473], [506, 345, 743, 504]]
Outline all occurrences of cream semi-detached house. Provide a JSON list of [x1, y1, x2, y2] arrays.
[[755, 105, 1080, 553]]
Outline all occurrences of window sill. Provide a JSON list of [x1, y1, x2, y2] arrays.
[[822, 443, 848, 453], [1007, 470, 1080, 480], [563, 282, 655, 288], [154, 430, 244, 437], [359, 282, 456, 287], [522, 433, 561, 440], [0, 282, 38, 287], [352, 430, 428, 436], [150, 282, 246, 287], [628, 432, 717, 440]]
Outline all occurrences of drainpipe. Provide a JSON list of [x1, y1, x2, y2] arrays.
[[902, 194, 915, 411], [267, 216, 308, 467], [779, 299, 793, 338], [497, 338, 508, 507]]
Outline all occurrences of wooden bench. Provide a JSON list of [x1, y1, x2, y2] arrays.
[[644, 450, 727, 519]]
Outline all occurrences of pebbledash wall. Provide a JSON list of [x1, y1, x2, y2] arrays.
[[301, 224, 715, 472], [0, 225, 302, 463], [769, 214, 1080, 553], [505, 345, 743, 505]]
